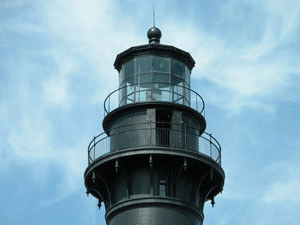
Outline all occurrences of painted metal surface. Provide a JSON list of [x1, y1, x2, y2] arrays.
[[84, 26, 225, 225]]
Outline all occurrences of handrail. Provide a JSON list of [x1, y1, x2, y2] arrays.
[[103, 82, 205, 117], [87, 122, 221, 166]]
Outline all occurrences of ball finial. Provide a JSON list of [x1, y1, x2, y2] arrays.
[[147, 27, 162, 44]]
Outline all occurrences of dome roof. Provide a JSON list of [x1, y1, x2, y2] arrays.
[[147, 26, 162, 44]]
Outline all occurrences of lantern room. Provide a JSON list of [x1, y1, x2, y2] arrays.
[[114, 27, 195, 108]]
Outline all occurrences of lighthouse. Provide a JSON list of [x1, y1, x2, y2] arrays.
[[84, 26, 225, 225]]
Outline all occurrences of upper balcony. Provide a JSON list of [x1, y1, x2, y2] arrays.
[[104, 82, 205, 116]]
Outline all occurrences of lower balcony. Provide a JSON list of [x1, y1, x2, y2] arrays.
[[88, 122, 221, 166]]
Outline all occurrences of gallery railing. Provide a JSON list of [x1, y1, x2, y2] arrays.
[[88, 122, 221, 166], [104, 83, 205, 117]]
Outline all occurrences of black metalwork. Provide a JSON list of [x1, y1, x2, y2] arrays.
[[147, 27, 162, 44], [87, 121, 221, 165], [104, 83, 205, 116], [84, 26, 225, 225]]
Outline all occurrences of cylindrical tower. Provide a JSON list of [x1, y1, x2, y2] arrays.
[[84, 27, 225, 225]]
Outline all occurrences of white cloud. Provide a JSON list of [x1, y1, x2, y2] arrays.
[[0, 0, 148, 207], [42, 54, 76, 108], [1, 1, 300, 225], [258, 161, 300, 204], [43, 76, 69, 107], [160, 0, 300, 114], [260, 179, 300, 203]]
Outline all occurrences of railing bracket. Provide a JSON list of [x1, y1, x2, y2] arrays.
[[210, 168, 214, 180], [92, 171, 96, 184], [211, 197, 215, 208], [149, 155, 153, 168], [184, 158, 187, 171], [115, 160, 119, 173], [97, 200, 102, 210]]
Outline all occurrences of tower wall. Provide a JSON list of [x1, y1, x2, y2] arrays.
[[106, 200, 203, 225]]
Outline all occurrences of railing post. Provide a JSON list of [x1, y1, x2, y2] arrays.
[[184, 123, 187, 150], [116, 129, 119, 151], [88, 147, 90, 165], [93, 136, 96, 161], [150, 121, 152, 146], [108, 96, 110, 113], [209, 133, 212, 158]]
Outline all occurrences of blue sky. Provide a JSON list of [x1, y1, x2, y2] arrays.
[[1, 0, 300, 224]]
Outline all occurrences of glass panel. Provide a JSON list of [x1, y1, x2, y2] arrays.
[[185, 87, 190, 106], [126, 92, 134, 103], [125, 77, 134, 103], [124, 75, 135, 85], [119, 68, 124, 88], [185, 66, 191, 87], [159, 179, 167, 197], [135, 56, 152, 74], [120, 86, 127, 106], [124, 60, 134, 79], [171, 75, 183, 86], [153, 56, 170, 73], [152, 83, 162, 101], [171, 59, 184, 77], [172, 83, 184, 104], [153, 73, 170, 86], [138, 73, 152, 84], [138, 83, 152, 102], [125, 77, 133, 90]]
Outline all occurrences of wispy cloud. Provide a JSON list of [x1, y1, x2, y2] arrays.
[[260, 179, 300, 203], [1, 1, 300, 224], [0, 0, 149, 207], [259, 161, 300, 204], [157, 0, 300, 114]]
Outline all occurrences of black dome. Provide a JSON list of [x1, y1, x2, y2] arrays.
[[147, 27, 162, 44]]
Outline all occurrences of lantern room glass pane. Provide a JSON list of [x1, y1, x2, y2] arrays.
[[171, 59, 184, 77], [185, 87, 190, 106], [185, 66, 191, 87], [138, 73, 152, 85], [153, 56, 170, 73], [138, 83, 151, 102], [171, 75, 183, 86], [153, 73, 170, 85], [135, 56, 152, 74], [124, 60, 134, 79], [119, 69, 124, 88]]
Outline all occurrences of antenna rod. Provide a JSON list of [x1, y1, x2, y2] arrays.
[[153, 6, 155, 27]]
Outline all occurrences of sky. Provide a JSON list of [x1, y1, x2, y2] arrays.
[[1, 0, 300, 224]]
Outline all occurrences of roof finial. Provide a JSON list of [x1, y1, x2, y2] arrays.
[[147, 26, 162, 44]]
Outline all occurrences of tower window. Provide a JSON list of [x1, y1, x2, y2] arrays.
[[159, 178, 167, 197]]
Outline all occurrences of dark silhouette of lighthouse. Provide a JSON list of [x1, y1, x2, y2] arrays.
[[84, 26, 225, 225]]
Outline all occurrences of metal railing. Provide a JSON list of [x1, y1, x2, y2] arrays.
[[88, 122, 221, 166], [104, 83, 205, 117]]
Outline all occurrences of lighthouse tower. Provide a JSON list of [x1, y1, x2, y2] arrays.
[[84, 27, 225, 225]]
